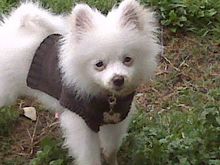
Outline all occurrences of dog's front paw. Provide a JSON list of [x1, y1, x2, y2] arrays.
[[101, 149, 118, 165]]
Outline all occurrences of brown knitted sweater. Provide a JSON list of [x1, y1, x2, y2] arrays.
[[27, 34, 134, 132]]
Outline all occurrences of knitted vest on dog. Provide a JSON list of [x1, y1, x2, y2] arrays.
[[27, 34, 134, 132]]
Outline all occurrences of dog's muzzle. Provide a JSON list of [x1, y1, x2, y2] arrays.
[[112, 75, 125, 89]]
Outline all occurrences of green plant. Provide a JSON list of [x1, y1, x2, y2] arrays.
[[0, 0, 17, 14], [0, 106, 19, 135], [120, 105, 220, 165], [74, 0, 118, 14], [39, 0, 118, 14], [141, 0, 220, 36], [30, 137, 72, 165], [40, 0, 73, 13]]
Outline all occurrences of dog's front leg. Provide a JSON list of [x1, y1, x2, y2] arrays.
[[60, 110, 101, 165], [99, 114, 131, 165]]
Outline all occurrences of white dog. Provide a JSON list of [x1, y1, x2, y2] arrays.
[[0, 0, 160, 165]]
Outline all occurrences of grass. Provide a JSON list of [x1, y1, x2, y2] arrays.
[[0, 0, 220, 165], [142, 0, 220, 36], [0, 106, 19, 136], [117, 34, 220, 165]]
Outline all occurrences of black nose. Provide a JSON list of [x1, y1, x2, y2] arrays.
[[112, 75, 124, 87]]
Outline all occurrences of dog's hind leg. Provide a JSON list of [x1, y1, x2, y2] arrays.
[[60, 110, 102, 165], [0, 82, 19, 108], [0, 94, 17, 108]]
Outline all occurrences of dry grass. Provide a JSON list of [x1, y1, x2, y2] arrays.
[[0, 98, 61, 164]]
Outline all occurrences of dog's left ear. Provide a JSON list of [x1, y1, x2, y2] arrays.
[[118, 0, 147, 31]]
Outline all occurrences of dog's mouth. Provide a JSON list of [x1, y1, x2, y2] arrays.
[[109, 85, 136, 96], [113, 86, 123, 91], [100, 80, 137, 97]]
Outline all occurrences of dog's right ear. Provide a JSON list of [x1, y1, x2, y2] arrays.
[[71, 4, 94, 42]]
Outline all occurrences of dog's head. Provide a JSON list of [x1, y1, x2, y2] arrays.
[[60, 0, 160, 97]]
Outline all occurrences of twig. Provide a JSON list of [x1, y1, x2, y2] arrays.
[[30, 116, 39, 155], [162, 55, 180, 72], [33, 120, 59, 146]]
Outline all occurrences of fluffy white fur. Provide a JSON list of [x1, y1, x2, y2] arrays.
[[0, 0, 160, 165], [60, 0, 159, 97], [0, 2, 67, 110]]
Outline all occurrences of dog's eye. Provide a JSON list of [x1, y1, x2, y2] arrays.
[[123, 56, 133, 66], [95, 61, 105, 71]]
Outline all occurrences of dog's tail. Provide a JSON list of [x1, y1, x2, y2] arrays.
[[1, 2, 66, 34]]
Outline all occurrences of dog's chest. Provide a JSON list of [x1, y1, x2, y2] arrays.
[[27, 34, 134, 132], [59, 86, 134, 132]]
